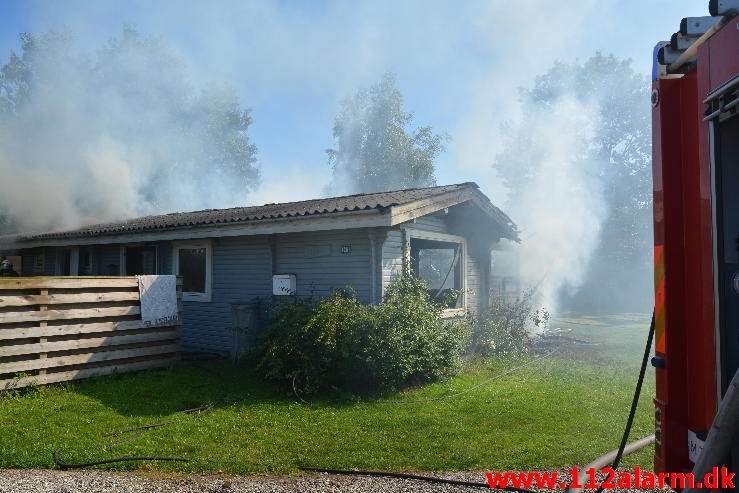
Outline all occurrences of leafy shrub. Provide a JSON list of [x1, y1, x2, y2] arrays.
[[252, 298, 317, 388], [253, 275, 468, 394], [467, 289, 547, 357], [344, 275, 468, 392]]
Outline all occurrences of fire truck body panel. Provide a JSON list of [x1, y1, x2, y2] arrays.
[[653, 12, 739, 476]]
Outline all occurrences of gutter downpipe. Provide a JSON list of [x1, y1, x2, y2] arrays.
[[368, 230, 377, 304]]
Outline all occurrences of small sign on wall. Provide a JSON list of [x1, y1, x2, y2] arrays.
[[273, 274, 297, 295], [341, 244, 352, 254]]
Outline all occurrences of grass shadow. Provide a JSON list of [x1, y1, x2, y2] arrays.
[[66, 357, 294, 418]]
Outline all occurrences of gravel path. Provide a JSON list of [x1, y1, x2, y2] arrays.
[[0, 468, 675, 492]]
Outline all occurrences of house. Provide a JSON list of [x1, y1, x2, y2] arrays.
[[0, 183, 517, 354]]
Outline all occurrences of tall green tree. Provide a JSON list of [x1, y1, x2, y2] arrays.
[[0, 27, 259, 233], [327, 72, 446, 194], [493, 54, 652, 313]]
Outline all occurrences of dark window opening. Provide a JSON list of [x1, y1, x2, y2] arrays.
[[79, 247, 94, 275], [58, 249, 71, 275], [410, 238, 462, 308], [178, 248, 206, 294], [125, 246, 158, 276]]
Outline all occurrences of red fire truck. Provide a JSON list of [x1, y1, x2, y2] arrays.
[[652, 0, 739, 482]]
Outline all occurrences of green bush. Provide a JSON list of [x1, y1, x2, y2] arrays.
[[354, 275, 468, 391], [467, 289, 547, 357], [253, 276, 468, 394]]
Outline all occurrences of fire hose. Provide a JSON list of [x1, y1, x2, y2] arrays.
[[52, 315, 657, 492], [569, 312, 655, 493]]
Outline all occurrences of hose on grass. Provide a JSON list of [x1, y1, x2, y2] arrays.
[[289, 345, 562, 405], [52, 314, 655, 493], [290, 332, 600, 405], [589, 311, 655, 493], [568, 434, 655, 493], [378, 348, 558, 404], [51, 358, 537, 492], [53, 356, 230, 470]]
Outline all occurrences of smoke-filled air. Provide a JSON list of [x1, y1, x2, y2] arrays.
[[0, 0, 668, 314], [492, 56, 652, 315], [0, 2, 718, 483], [0, 28, 259, 233], [495, 96, 605, 315]]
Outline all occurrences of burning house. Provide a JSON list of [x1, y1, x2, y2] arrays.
[[0, 183, 517, 355]]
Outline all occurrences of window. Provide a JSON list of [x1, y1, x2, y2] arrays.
[[410, 237, 464, 309], [173, 240, 212, 302], [79, 247, 94, 275], [123, 246, 158, 275], [56, 248, 72, 275]]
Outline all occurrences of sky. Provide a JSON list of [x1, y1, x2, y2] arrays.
[[0, 0, 704, 207]]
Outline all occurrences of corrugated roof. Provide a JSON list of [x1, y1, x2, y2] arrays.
[[21, 183, 495, 241]]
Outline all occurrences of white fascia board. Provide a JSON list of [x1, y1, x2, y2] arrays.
[[15, 209, 392, 248], [388, 188, 515, 236], [388, 190, 470, 226]]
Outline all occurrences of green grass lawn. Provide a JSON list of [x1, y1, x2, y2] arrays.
[[0, 313, 656, 474]]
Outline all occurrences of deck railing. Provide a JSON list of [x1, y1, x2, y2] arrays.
[[0, 276, 182, 389]]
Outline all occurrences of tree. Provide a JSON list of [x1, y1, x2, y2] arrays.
[[327, 72, 446, 194], [0, 27, 259, 233], [492, 54, 652, 313]]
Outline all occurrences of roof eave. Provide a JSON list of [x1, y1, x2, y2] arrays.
[[389, 187, 519, 241], [12, 208, 392, 247]]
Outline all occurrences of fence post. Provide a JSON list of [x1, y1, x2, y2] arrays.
[[38, 288, 48, 375]]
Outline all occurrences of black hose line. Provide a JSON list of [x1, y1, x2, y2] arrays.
[[53, 448, 190, 469], [52, 314, 656, 493], [51, 358, 539, 492], [291, 344, 569, 406], [52, 359, 229, 471], [593, 311, 655, 493]]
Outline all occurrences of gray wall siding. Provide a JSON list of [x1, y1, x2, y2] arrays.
[[157, 242, 173, 275], [13, 209, 496, 353], [466, 252, 482, 314], [21, 247, 56, 276], [96, 245, 121, 275], [274, 229, 372, 302], [381, 229, 404, 297], [407, 215, 448, 234], [181, 236, 272, 354]]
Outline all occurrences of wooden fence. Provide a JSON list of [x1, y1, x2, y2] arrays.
[[0, 277, 182, 389]]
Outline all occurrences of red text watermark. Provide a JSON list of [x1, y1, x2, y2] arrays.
[[485, 466, 735, 490]]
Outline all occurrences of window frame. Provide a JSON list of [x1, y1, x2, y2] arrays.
[[120, 244, 159, 276], [77, 246, 95, 276], [173, 240, 213, 302], [56, 247, 76, 276], [404, 229, 467, 315]]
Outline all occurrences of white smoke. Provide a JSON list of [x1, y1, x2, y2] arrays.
[[0, 30, 259, 233], [1, 1, 672, 314], [504, 96, 607, 314]]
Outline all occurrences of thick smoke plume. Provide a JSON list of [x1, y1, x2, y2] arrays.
[[493, 55, 652, 315], [0, 28, 259, 234], [500, 97, 606, 314]]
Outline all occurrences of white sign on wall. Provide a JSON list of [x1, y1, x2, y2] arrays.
[[273, 274, 296, 295]]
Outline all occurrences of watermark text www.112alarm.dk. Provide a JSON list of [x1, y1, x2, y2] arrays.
[[485, 466, 735, 490]]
